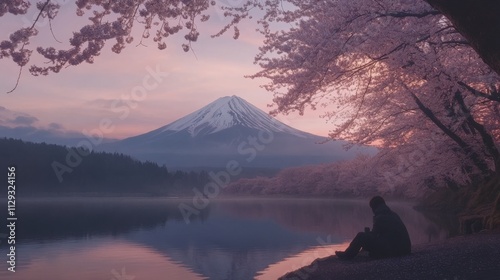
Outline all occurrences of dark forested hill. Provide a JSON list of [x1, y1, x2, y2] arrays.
[[0, 138, 209, 195]]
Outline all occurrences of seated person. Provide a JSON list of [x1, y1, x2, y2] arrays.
[[335, 196, 411, 259]]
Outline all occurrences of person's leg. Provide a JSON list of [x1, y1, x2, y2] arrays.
[[336, 232, 373, 259]]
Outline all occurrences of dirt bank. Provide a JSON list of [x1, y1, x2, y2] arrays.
[[280, 231, 500, 280]]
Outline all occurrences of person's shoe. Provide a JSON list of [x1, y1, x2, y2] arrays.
[[335, 250, 356, 260]]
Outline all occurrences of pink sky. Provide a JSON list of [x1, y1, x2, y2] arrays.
[[0, 2, 332, 140]]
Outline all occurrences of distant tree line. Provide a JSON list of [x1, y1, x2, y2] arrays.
[[224, 148, 471, 199], [0, 138, 210, 196]]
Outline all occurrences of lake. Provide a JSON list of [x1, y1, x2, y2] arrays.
[[0, 197, 449, 280]]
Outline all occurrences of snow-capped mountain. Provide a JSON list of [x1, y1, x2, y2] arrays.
[[158, 95, 308, 138], [103, 96, 375, 169]]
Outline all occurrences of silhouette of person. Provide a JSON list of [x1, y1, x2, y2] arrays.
[[335, 196, 411, 259]]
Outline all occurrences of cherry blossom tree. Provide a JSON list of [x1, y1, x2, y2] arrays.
[[1, 0, 220, 92], [237, 0, 500, 184], [221, 0, 499, 197], [224, 140, 480, 199]]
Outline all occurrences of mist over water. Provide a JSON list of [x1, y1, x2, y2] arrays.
[[0, 197, 449, 280]]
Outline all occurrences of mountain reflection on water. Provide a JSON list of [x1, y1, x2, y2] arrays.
[[0, 197, 449, 280]]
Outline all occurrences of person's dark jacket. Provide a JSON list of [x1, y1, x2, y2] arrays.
[[370, 204, 411, 258]]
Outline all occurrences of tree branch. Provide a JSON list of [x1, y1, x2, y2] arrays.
[[376, 10, 441, 19], [457, 81, 500, 103], [6, 0, 51, 93], [403, 85, 492, 175]]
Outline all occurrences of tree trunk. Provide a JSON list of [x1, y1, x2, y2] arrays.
[[423, 0, 500, 75], [408, 90, 492, 176], [454, 90, 500, 172]]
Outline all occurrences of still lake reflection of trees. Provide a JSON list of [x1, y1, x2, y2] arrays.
[[217, 199, 449, 244], [1, 198, 450, 280]]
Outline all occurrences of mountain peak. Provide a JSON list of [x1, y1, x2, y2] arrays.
[[107, 95, 376, 169], [156, 95, 309, 138], [220, 95, 238, 99]]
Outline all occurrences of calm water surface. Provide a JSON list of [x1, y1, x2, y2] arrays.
[[0, 197, 449, 280]]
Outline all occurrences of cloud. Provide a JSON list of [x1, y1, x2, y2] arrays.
[[48, 122, 64, 130], [0, 107, 40, 127], [0, 124, 71, 145], [0, 107, 117, 146], [0, 124, 118, 146], [10, 115, 39, 126]]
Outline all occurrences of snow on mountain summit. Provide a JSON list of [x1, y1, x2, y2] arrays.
[[158, 95, 309, 137]]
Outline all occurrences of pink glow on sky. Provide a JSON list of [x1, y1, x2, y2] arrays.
[[0, 2, 333, 140]]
